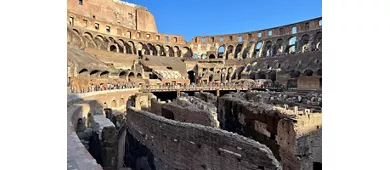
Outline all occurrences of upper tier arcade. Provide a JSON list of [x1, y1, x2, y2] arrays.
[[190, 17, 322, 60]]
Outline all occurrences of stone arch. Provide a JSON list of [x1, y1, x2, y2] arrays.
[[300, 34, 310, 52], [209, 54, 216, 59], [118, 39, 131, 54], [226, 45, 234, 59], [287, 36, 297, 54], [263, 41, 273, 57], [119, 71, 127, 79], [273, 39, 284, 56], [94, 35, 108, 50], [303, 69, 314, 76], [242, 42, 255, 59], [314, 31, 322, 51], [165, 45, 174, 57], [78, 68, 89, 77], [234, 44, 243, 58], [187, 71, 195, 84], [137, 73, 142, 79], [82, 32, 97, 48], [109, 44, 118, 52], [111, 100, 117, 108], [147, 43, 158, 56], [290, 70, 301, 78], [174, 46, 181, 57], [100, 71, 110, 78], [218, 45, 225, 58], [201, 54, 207, 59], [128, 41, 136, 54], [155, 44, 165, 56], [253, 42, 263, 58], [182, 47, 193, 58], [129, 72, 135, 78], [89, 70, 100, 78], [137, 42, 150, 55]]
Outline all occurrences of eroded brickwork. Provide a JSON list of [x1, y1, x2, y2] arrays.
[[126, 107, 282, 170], [218, 91, 322, 170]]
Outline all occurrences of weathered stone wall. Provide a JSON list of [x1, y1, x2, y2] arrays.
[[126, 107, 282, 170], [194, 91, 218, 106], [67, 0, 157, 32], [159, 101, 218, 127], [297, 76, 321, 90], [217, 91, 322, 170]]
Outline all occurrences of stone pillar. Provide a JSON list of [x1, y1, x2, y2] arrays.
[[176, 89, 181, 97], [216, 89, 220, 97]]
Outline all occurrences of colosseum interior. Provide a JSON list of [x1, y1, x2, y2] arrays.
[[67, 0, 322, 170]]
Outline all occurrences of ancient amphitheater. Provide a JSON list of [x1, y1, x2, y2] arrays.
[[67, 0, 322, 170]]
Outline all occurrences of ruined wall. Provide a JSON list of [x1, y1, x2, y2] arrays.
[[68, 0, 157, 32], [217, 91, 322, 170], [276, 110, 322, 170], [158, 100, 218, 127], [194, 92, 218, 106], [126, 107, 282, 170]]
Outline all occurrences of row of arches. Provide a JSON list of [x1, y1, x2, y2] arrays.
[[68, 28, 193, 58], [78, 68, 110, 78], [201, 31, 321, 59]]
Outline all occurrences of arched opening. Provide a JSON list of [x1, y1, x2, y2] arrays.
[[161, 108, 175, 120], [194, 54, 199, 59], [209, 74, 214, 82], [119, 71, 127, 79], [137, 73, 142, 79], [128, 41, 136, 54], [156, 44, 164, 56], [304, 69, 314, 76], [100, 71, 109, 78], [147, 43, 157, 55], [174, 46, 181, 57], [119, 40, 131, 54], [226, 45, 234, 59], [300, 34, 310, 52], [166, 46, 174, 57], [242, 42, 254, 59], [314, 32, 322, 51], [111, 100, 117, 108], [201, 54, 207, 59], [253, 42, 263, 58], [288, 37, 297, 54], [218, 45, 225, 58], [149, 73, 158, 79], [90, 70, 99, 78], [290, 70, 301, 78], [209, 54, 216, 59], [273, 39, 284, 56], [129, 72, 135, 78], [316, 69, 322, 76], [187, 71, 195, 84], [78, 69, 89, 77], [109, 45, 117, 52], [183, 47, 193, 58], [268, 71, 277, 82], [263, 41, 273, 57], [234, 44, 243, 58]]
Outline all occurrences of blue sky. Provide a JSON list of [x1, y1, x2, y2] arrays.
[[127, 0, 322, 41]]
